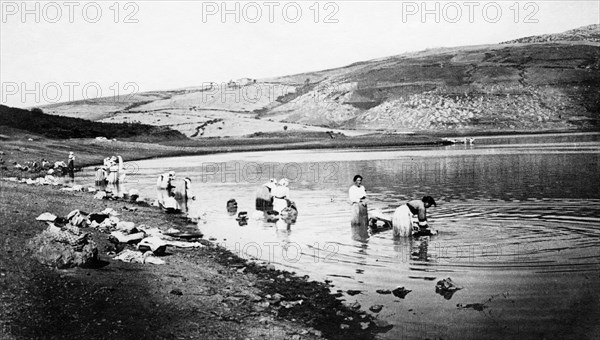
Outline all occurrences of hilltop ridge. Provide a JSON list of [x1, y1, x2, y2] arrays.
[[501, 24, 600, 44], [36, 24, 600, 137]]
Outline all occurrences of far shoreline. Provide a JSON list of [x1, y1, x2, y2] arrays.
[[78, 128, 600, 168], [2, 128, 597, 179]]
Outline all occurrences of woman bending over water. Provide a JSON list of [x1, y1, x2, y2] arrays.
[[392, 196, 436, 237]]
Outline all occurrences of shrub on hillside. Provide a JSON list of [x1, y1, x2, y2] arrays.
[[0, 105, 187, 141]]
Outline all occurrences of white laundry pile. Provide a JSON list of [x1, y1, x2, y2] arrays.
[[21, 175, 60, 186], [36, 212, 57, 222], [137, 226, 204, 249], [113, 249, 165, 265]]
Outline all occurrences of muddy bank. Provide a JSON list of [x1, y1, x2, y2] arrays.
[[0, 181, 389, 339]]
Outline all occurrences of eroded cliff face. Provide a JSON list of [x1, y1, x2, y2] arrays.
[[265, 39, 600, 132]]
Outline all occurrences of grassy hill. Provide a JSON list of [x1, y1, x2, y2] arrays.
[[0, 105, 186, 141], [39, 25, 600, 136]]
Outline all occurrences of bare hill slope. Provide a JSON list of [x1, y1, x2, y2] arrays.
[[41, 25, 600, 136]]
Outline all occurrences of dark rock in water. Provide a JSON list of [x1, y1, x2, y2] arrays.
[[457, 303, 487, 311], [170, 288, 183, 296], [349, 301, 361, 310], [376, 289, 392, 295], [371, 318, 393, 332], [369, 305, 383, 313], [226, 199, 238, 215], [413, 228, 437, 237], [368, 218, 392, 234], [236, 211, 248, 226], [392, 287, 411, 298], [265, 210, 280, 222], [436, 277, 462, 291], [436, 277, 463, 300]]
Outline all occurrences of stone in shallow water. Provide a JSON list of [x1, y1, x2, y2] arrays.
[[369, 305, 383, 313], [435, 277, 463, 300], [457, 303, 487, 311], [372, 318, 392, 330], [392, 286, 411, 298]]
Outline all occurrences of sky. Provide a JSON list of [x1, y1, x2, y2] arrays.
[[1, 0, 599, 108]]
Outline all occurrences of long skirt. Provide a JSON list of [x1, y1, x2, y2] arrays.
[[171, 179, 187, 199], [107, 167, 119, 184], [171, 179, 188, 213], [392, 204, 413, 237], [157, 175, 170, 189], [351, 202, 369, 229], [255, 186, 273, 211], [95, 168, 106, 184]]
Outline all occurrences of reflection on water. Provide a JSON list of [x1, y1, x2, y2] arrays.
[[76, 133, 600, 339], [350, 222, 369, 243]]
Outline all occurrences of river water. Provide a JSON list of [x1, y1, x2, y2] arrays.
[[78, 133, 600, 339]]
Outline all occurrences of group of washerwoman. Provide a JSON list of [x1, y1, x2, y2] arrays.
[[95, 156, 126, 185], [156, 171, 195, 213]]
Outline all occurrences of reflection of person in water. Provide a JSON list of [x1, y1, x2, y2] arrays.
[[105, 181, 123, 198], [156, 171, 176, 209], [349, 175, 368, 229], [275, 218, 292, 231], [172, 177, 195, 214], [392, 237, 430, 264], [351, 222, 370, 242], [411, 237, 430, 262]]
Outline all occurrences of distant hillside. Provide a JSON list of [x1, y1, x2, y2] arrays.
[[502, 24, 600, 44], [265, 42, 600, 131], [40, 25, 600, 135], [0, 105, 187, 141]]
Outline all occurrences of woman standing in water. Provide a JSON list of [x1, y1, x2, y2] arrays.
[[349, 175, 368, 228]]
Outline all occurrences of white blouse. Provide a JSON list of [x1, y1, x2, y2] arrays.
[[348, 185, 366, 203]]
